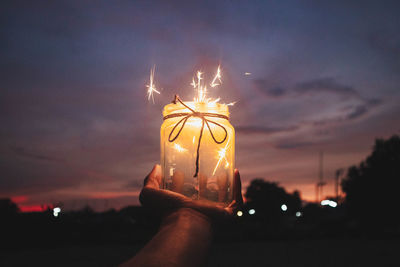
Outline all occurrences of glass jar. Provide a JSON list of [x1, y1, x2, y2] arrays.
[[160, 100, 235, 205]]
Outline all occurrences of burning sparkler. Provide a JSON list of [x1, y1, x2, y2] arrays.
[[210, 65, 222, 88], [146, 65, 160, 103], [174, 143, 187, 153], [212, 136, 231, 176]]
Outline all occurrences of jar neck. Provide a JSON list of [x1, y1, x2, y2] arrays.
[[163, 101, 230, 118]]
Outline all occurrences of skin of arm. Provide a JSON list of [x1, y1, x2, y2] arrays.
[[120, 208, 212, 267], [120, 165, 242, 267]]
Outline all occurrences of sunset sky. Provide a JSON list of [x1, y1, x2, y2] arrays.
[[1, 1, 400, 211]]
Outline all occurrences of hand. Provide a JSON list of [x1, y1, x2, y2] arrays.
[[139, 164, 243, 222]]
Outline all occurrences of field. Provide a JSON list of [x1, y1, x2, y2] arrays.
[[2, 239, 399, 267]]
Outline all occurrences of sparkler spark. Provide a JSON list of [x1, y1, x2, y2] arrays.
[[193, 66, 223, 103], [208, 98, 221, 105], [174, 143, 187, 153], [212, 137, 230, 176], [210, 65, 222, 88], [146, 65, 160, 103], [193, 71, 208, 103]]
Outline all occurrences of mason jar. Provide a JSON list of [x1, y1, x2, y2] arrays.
[[160, 99, 235, 205]]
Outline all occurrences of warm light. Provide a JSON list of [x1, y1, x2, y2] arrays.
[[187, 117, 204, 127], [53, 207, 61, 217], [173, 143, 187, 153], [208, 97, 221, 105], [218, 147, 227, 159], [295, 211, 302, 217], [188, 66, 236, 108], [146, 65, 160, 103], [321, 199, 337, 208], [281, 204, 288, 211], [237, 210, 243, 217], [244, 72, 251, 76], [193, 71, 207, 103], [212, 137, 230, 176], [249, 209, 255, 215], [160, 65, 235, 203], [210, 65, 222, 88], [192, 67, 223, 104]]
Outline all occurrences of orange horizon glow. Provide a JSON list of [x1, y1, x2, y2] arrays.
[[18, 204, 52, 213]]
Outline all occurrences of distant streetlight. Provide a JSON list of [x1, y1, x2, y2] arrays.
[[248, 209, 255, 215], [295, 211, 302, 217], [53, 207, 61, 217], [237, 210, 243, 217], [321, 199, 337, 208], [281, 204, 288, 211]]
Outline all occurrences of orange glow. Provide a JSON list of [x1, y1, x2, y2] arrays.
[[11, 195, 28, 204], [88, 191, 140, 199], [173, 143, 188, 153], [18, 204, 51, 213]]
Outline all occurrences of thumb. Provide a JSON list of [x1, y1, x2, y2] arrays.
[[144, 164, 162, 189], [233, 169, 243, 205]]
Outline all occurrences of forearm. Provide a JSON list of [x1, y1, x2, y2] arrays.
[[121, 208, 213, 267]]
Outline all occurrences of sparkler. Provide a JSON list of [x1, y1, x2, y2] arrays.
[[146, 64, 233, 106], [210, 65, 222, 88], [146, 65, 160, 103], [174, 143, 187, 153], [212, 136, 230, 176], [193, 71, 208, 103]]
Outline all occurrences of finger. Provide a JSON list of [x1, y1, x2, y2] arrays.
[[199, 173, 208, 199], [171, 170, 184, 193], [144, 164, 162, 189], [233, 169, 243, 205], [217, 172, 228, 202]]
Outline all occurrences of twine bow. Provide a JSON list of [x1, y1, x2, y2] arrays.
[[163, 95, 228, 177]]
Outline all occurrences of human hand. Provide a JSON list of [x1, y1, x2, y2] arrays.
[[139, 164, 243, 222]]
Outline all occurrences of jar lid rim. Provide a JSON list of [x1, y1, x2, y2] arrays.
[[162, 101, 230, 117]]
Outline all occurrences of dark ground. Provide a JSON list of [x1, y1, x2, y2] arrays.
[[1, 238, 399, 267]]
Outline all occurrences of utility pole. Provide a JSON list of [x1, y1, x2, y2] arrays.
[[316, 151, 326, 203]]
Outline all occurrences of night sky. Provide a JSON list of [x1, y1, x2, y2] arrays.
[[1, 1, 400, 211]]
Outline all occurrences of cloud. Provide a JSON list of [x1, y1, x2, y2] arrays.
[[275, 141, 314, 150], [294, 78, 360, 98], [124, 179, 144, 190], [346, 98, 382, 120], [254, 77, 363, 101], [10, 146, 64, 162], [253, 79, 287, 97], [346, 105, 368, 120], [236, 125, 299, 135], [311, 101, 382, 126]]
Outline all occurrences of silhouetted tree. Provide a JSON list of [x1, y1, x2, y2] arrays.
[[245, 179, 301, 223], [341, 135, 400, 227], [0, 198, 19, 216]]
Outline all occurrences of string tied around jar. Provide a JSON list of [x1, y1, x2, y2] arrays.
[[163, 95, 228, 177]]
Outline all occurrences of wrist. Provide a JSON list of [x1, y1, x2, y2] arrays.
[[161, 208, 213, 233]]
